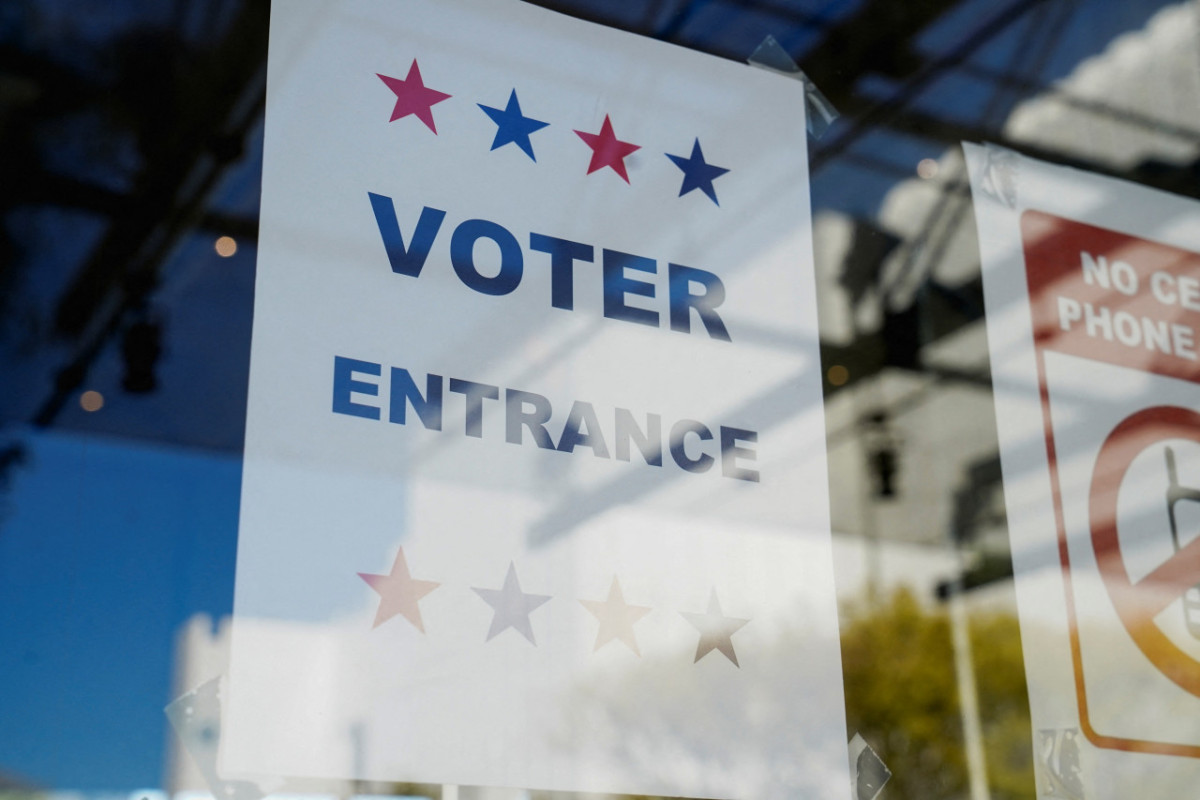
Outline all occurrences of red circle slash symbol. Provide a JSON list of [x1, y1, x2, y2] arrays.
[[1090, 405, 1200, 697]]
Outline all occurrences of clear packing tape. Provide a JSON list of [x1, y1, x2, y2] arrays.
[[977, 142, 1021, 209], [168, 677, 892, 800], [848, 732, 891, 800], [165, 677, 273, 800], [747, 35, 839, 139], [1038, 728, 1086, 799]]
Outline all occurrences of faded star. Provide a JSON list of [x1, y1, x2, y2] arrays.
[[681, 588, 749, 667], [376, 59, 451, 132], [580, 576, 652, 655], [472, 562, 552, 645], [666, 138, 730, 205], [574, 114, 641, 183], [358, 546, 440, 632], [478, 89, 549, 161]]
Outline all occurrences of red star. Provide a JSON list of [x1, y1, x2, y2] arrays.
[[574, 115, 641, 183], [358, 547, 440, 632], [376, 59, 451, 133]]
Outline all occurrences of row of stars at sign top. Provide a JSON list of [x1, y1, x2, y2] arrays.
[[377, 59, 731, 205], [359, 547, 751, 667]]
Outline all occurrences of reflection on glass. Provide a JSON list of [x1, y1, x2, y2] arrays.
[[0, 0, 1197, 798]]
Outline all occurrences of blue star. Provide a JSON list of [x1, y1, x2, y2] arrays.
[[478, 89, 549, 161], [666, 139, 730, 205]]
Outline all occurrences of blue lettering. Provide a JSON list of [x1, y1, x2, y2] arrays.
[[448, 378, 499, 438], [389, 368, 443, 430], [614, 408, 662, 466], [529, 233, 594, 310], [720, 426, 759, 482], [669, 419, 714, 473], [450, 219, 523, 296], [369, 200, 733, 341], [330, 360, 760, 481], [368, 193, 445, 277], [669, 263, 730, 342], [332, 356, 381, 420], [505, 389, 555, 449], [603, 249, 658, 328], [557, 401, 610, 457]]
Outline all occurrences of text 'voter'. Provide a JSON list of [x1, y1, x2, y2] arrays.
[[369, 192, 732, 341]]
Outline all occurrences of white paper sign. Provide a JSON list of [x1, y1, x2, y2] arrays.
[[225, 1, 848, 797], [966, 143, 1200, 797]]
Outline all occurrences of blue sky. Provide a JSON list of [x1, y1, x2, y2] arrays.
[[0, 430, 240, 789]]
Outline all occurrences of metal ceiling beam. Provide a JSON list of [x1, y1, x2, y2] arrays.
[[795, 0, 962, 109], [30, 1, 268, 427], [810, 0, 1054, 171], [49, 1, 268, 340]]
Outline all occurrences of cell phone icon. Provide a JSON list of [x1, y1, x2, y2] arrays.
[[1164, 446, 1200, 639]]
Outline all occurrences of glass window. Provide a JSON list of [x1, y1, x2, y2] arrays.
[[2, 1, 1198, 798]]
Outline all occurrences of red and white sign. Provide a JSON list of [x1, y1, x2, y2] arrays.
[[968, 145, 1200, 796]]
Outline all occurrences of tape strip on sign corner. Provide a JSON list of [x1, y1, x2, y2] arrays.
[[847, 733, 891, 800], [164, 677, 271, 800], [747, 34, 839, 138]]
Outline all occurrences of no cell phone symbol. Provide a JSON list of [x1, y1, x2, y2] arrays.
[[1089, 405, 1200, 696], [1164, 446, 1200, 639]]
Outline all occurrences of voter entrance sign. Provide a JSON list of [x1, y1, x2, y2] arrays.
[[223, 1, 848, 797], [967, 145, 1200, 796]]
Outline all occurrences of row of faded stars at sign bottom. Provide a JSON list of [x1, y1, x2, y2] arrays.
[[358, 548, 750, 666]]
